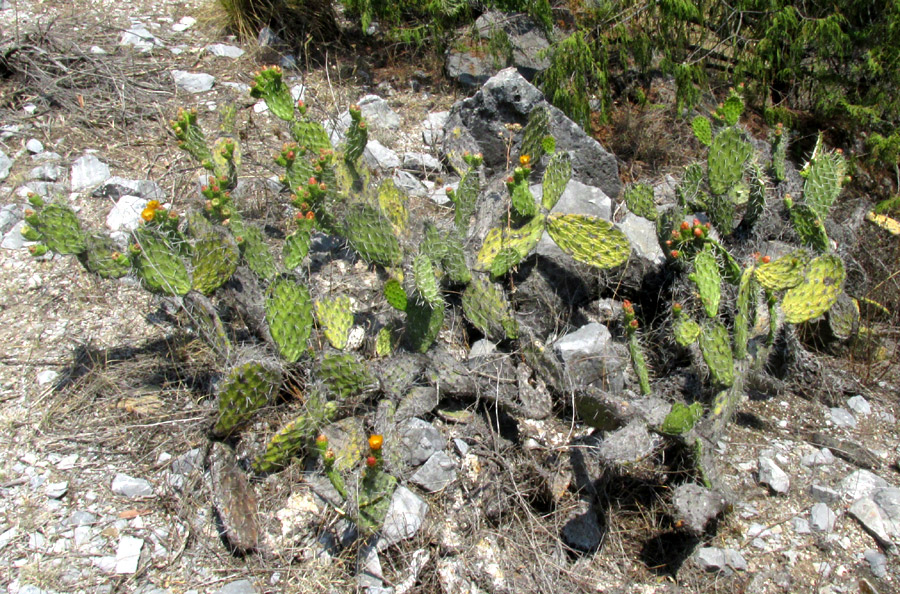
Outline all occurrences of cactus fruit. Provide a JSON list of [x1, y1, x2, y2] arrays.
[[213, 359, 283, 437], [689, 247, 721, 318], [404, 299, 445, 353], [803, 146, 845, 219], [343, 105, 368, 163], [318, 352, 373, 399], [283, 218, 314, 270], [781, 254, 845, 323], [230, 220, 278, 280], [541, 151, 572, 211], [252, 397, 338, 473], [691, 116, 712, 146], [477, 216, 544, 274], [462, 276, 518, 341], [191, 232, 239, 295], [659, 402, 704, 435], [754, 250, 808, 291], [316, 295, 354, 350], [521, 105, 550, 165], [133, 229, 191, 296], [172, 108, 213, 165], [78, 235, 131, 279], [384, 278, 408, 312], [413, 253, 442, 307], [788, 203, 830, 252], [378, 179, 409, 238], [343, 204, 403, 268], [250, 66, 295, 121], [28, 202, 86, 255], [545, 214, 631, 269], [699, 321, 734, 387], [265, 277, 314, 362], [707, 127, 752, 195], [624, 183, 657, 221]]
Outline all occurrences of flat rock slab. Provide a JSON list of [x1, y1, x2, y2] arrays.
[[377, 486, 428, 550], [111, 473, 154, 498], [410, 451, 457, 492], [209, 442, 259, 553], [758, 456, 790, 494], [673, 483, 728, 534], [172, 70, 215, 93], [71, 155, 111, 192], [695, 547, 747, 573], [207, 44, 245, 58], [115, 535, 143, 574], [598, 420, 660, 465]]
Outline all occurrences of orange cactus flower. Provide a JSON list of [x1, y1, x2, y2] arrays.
[[519, 154, 531, 166], [368, 435, 384, 451]]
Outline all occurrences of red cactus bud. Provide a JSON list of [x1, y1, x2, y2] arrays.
[[673, 303, 682, 314], [629, 319, 639, 329], [366, 456, 377, 468], [316, 434, 328, 446], [694, 227, 703, 238], [761, 255, 771, 264], [670, 250, 680, 258], [680, 221, 691, 231], [693, 219, 701, 227]]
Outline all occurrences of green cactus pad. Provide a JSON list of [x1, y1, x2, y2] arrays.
[[290, 120, 332, 154], [733, 267, 756, 359], [172, 108, 212, 165], [521, 105, 550, 165], [545, 214, 631, 269], [708, 240, 742, 285], [343, 204, 402, 268], [318, 352, 373, 399], [384, 278, 408, 311], [79, 235, 131, 279], [624, 183, 658, 221], [462, 276, 518, 341], [133, 229, 191, 295], [718, 91, 744, 126], [413, 253, 442, 308], [541, 151, 572, 211], [699, 321, 734, 387], [252, 398, 339, 473], [674, 318, 701, 347], [789, 203, 830, 252], [708, 127, 752, 195], [378, 179, 409, 237], [316, 295, 354, 350], [744, 161, 767, 229], [689, 247, 721, 318], [357, 469, 397, 534], [375, 326, 398, 356], [250, 67, 295, 121], [476, 216, 544, 274], [265, 277, 314, 362], [659, 402, 704, 435], [421, 222, 448, 263], [404, 299, 445, 353], [230, 221, 277, 280], [754, 250, 809, 291], [213, 360, 283, 437], [691, 116, 712, 146], [771, 127, 788, 182], [825, 292, 858, 341], [184, 292, 231, 357], [440, 231, 472, 284], [706, 192, 736, 234], [510, 179, 538, 218], [34, 203, 86, 255], [191, 232, 239, 295], [803, 148, 845, 219], [678, 163, 705, 206], [283, 221, 314, 270], [211, 136, 240, 187], [628, 332, 651, 395], [781, 254, 845, 324], [343, 110, 368, 164], [452, 169, 480, 234]]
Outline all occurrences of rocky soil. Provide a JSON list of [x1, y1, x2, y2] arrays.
[[0, 1, 898, 593]]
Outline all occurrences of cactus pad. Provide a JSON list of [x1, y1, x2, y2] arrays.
[[184, 292, 231, 357], [384, 278, 408, 311], [624, 183, 657, 221], [744, 161, 767, 229], [290, 120, 332, 154], [213, 360, 283, 437], [231, 221, 278, 280], [343, 107, 368, 164], [689, 247, 721, 318], [343, 205, 402, 268], [781, 254, 845, 323], [440, 231, 472, 284], [32, 202, 86, 255], [733, 267, 755, 359], [462, 276, 518, 341], [510, 178, 538, 218], [718, 91, 744, 126], [659, 402, 704, 435], [250, 67, 295, 121], [754, 251, 808, 291], [357, 469, 397, 534], [413, 253, 442, 307], [545, 214, 631, 269], [521, 105, 550, 165], [674, 318, 701, 347], [191, 232, 239, 295], [699, 321, 734, 387], [708, 127, 752, 195], [691, 116, 712, 147], [477, 217, 544, 274], [79, 235, 131, 279], [404, 300, 445, 353], [316, 295, 354, 350], [265, 277, 314, 362], [378, 179, 409, 237], [803, 146, 845, 219], [789, 203, 830, 252], [171, 108, 212, 165], [283, 220, 314, 269], [541, 151, 571, 211], [452, 169, 480, 233], [133, 229, 191, 295], [375, 326, 399, 357], [318, 352, 372, 399]]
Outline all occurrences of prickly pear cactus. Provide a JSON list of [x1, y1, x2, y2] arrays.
[[384, 278, 408, 312], [708, 127, 752, 195], [462, 276, 518, 341], [624, 183, 657, 221], [477, 216, 544, 275], [754, 250, 808, 291], [771, 123, 788, 182], [691, 116, 712, 147], [521, 105, 550, 165], [706, 192, 736, 234], [733, 266, 756, 360], [25, 201, 86, 255], [803, 146, 846, 219], [211, 136, 241, 188], [316, 295, 354, 350], [545, 214, 631, 269], [743, 161, 768, 229], [689, 247, 721, 318], [290, 118, 332, 156], [171, 107, 212, 165], [440, 231, 472, 285], [413, 253, 442, 308], [541, 151, 572, 211], [184, 292, 231, 357], [788, 202, 830, 252], [378, 179, 409, 238], [659, 402, 704, 435], [674, 317, 701, 347], [231, 220, 278, 280], [450, 155, 482, 234], [252, 395, 338, 473], [404, 299, 445, 353], [78, 235, 131, 279], [132, 229, 191, 296], [283, 218, 314, 270], [717, 89, 744, 126], [265, 277, 314, 363], [250, 66, 295, 122], [357, 466, 397, 534], [508, 162, 537, 218], [213, 359, 283, 438], [343, 204, 403, 268], [318, 352, 373, 399], [191, 232, 239, 295], [699, 321, 734, 387], [781, 254, 845, 324], [375, 326, 397, 357]]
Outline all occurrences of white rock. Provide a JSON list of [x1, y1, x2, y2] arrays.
[[106, 195, 148, 232], [377, 486, 428, 550], [111, 473, 154, 498], [758, 456, 790, 494], [846, 395, 871, 416], [36, 370, 58, 385], [90, 46, 107, 54], [364, 140, 401, 170], [119, 25, 162, 51], [207, 44, 245, 58], [26, 139, 44, 153], [829, 407, 856, 428], [840, 470, 890, 501], [71, 155, 111, 192], [172, 16, 196, 32], [172, 70, 215, 93]]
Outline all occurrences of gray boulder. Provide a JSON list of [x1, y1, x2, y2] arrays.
[[550, 322, 627, 393], [672, 483, 728, 534], [0, 148, 11, 180], [71, 155, 111, 192]]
